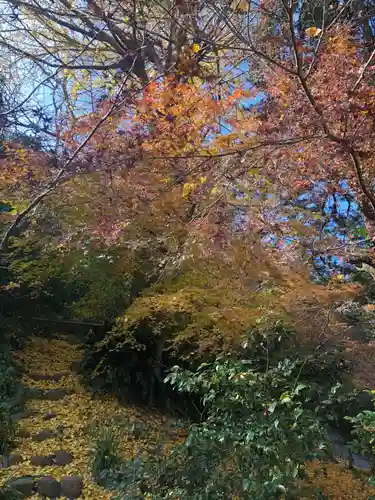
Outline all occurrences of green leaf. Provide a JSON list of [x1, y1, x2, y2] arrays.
[[243, 478, 250, 491], [268, 401, 277, 414], [295, 383, 307, 393]]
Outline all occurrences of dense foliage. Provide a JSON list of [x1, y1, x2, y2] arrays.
[[89, 349, 360, 499], [0, 346, 24, 455], [81, 235, 361, 407], [2, 0, 375, 497]]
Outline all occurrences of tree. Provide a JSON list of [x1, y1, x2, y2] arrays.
[[83, 228, 362, 405], [2, 0, 375, 278]]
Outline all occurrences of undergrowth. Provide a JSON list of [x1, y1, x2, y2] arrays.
[[89, 353, 359, 499], [0, 344, 24, 454]]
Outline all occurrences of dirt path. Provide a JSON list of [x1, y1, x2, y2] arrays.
[[0, 336, 183, 499]]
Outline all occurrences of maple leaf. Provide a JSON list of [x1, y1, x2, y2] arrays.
[[305, 26, 322, 38], [183, 182, 197, 198]]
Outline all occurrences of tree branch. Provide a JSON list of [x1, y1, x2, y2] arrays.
[[283, 0, 375, 218], [1, 63, 135, 251], [352, 47, 375, 92]]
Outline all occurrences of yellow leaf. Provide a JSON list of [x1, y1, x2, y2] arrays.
[[231, 0, 249, 12], [199, 176, 207, 184], [192, 43, 200, 53], [211, 186, 218, 195], [183, 182, 196, 198], [305, 26, 322, 38]]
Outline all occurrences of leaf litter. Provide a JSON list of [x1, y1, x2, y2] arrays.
[[0, 336, 186, 499]]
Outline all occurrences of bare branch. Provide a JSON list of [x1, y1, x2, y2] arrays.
[[352, 47, 375, 92], [1, 62, 135, 251]]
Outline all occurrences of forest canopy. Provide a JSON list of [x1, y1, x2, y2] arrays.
[[2, 0, 375, 498]]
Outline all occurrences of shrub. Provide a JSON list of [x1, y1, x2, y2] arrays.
[[0, 486, 23, 500], [90, 428, 122, 486], [346, 394, 375, 468], [0, 346, 23, 454], [92, 354, 352, 499], [82, 237, 358, 408], [158, 358, 331, 499]]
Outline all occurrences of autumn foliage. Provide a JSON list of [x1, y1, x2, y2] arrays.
[[2, 1, 375, 389]]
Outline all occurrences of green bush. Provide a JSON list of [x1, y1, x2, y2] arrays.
[[158, 358, 331, 499], [82, 311, 353, 416], [0, 485, 23, 500], [91, 354, 352, 499], [0, 486, 24, 500], [0, 347, 24, 454], [346, 394, 375, 468], [80, 244, 357, 410], [90, 428, 122, 486]]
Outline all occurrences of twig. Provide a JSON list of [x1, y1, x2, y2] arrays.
[[306, 3, 326, 79], [1, 63, 134, 251], [352, 47, 375, 92]]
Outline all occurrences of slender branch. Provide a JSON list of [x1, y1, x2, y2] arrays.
[[1, 64, 134, 251], [306, 2, 326, 79], [0, 25, 108, 117], [352, 47, 375, 92], [149, 135, 322, 159], [283, 0, 375, 217], [8, 119, 57, 138], [326, 0, 355, 31]]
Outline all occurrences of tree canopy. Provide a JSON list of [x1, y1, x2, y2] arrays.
[[2, 2, 375, 497]]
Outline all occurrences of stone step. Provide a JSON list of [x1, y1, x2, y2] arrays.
[[11, 409, 39, 421], [0, 453, 24, 468], [5, 476, 35, 497], [25, 387, 68, 401], [24, 387, 44, 400], [38, 476, 61, 498], [43, 388, 68, 401], [0, 451, 74, 469], [30, 450, 73, 467], [43, 411, 57, 421], [6, 474, 83, 498], [30, 371, 70, 382], [31, 429, 57, 442]]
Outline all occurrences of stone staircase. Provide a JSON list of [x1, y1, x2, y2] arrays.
[[0, 337, 113, 499], [1, 363, 85, 498]]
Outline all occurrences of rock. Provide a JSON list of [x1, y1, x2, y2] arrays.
[[31, 371, 69, 382], [7, 477, 35, 496], [60, 476, 83, 498], [37, 476, 62, 498], [31, 455, 54, 466], [12, 409, 38, 421], [30, 373, 52, 381], [54, 450, 73, 466], [50, 371, 70, 382], [43, 389, 67, 401], [32, 429, 55, 441], [43, 411, 57, 421], [8, 453, 24, 466], [25, 387, 44, 400], [0, 454, 23, 468]]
